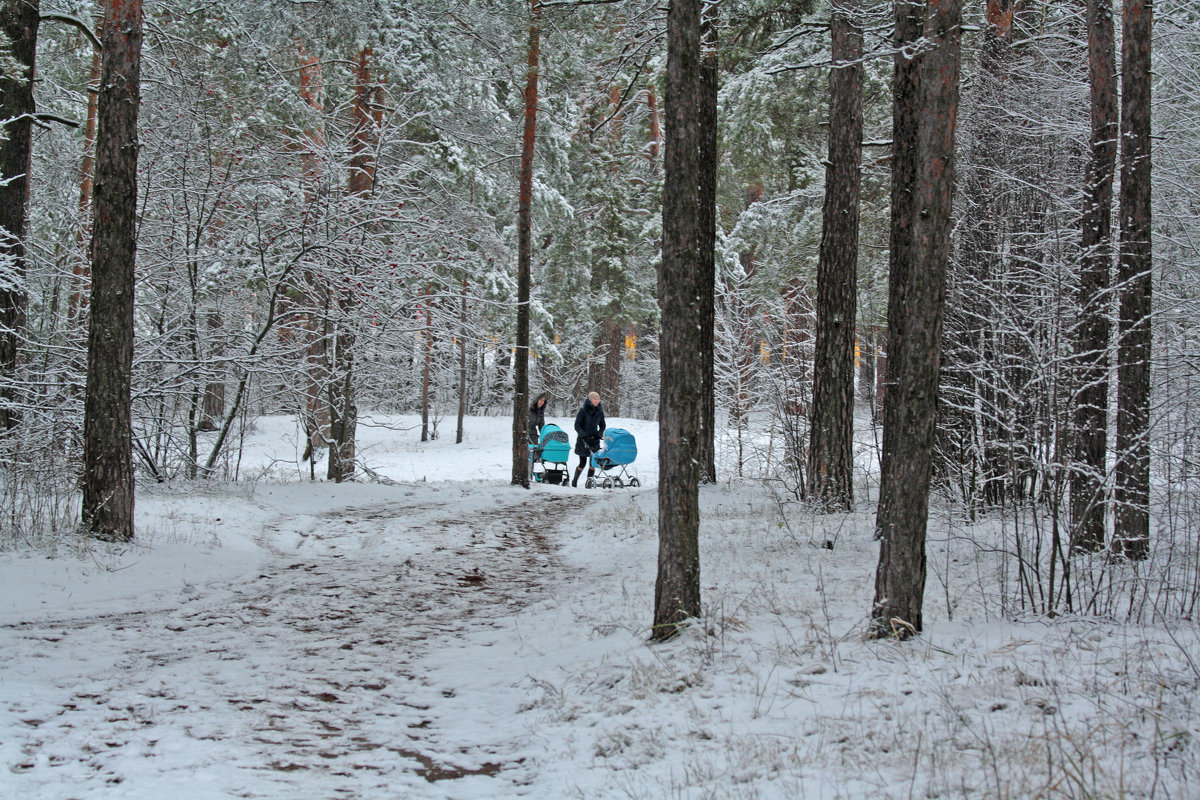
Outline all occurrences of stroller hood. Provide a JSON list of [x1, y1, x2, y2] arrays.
[[598, 428, 637, 465]]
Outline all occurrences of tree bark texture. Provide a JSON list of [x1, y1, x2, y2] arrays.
[[807, 0, 863, 512], [653, 0, 703, 641], [1071, 0, 1118, 552], [83, 0, 143, 542], [511, 0, 540, 488], [0, 0, 39, 432], [1114, 0, 1152, 560], [697, 5, 718, 484], [872, 0, 961, 638]]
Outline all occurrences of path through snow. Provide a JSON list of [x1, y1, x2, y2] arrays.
[[2, 487, 596, 799]]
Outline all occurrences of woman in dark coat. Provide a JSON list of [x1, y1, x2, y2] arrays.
[[528, 392, 547, 445], [572, 391, 606, 487]]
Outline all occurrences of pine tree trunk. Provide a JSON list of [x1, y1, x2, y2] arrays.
[[872, 0, 961, 638], [511, 0, 540, 487], [807, 0, 863, 512], [421, 286, 434, 443], [83, 0, 143, 542], [1114, 0, 1152, 560], [602, 319, 622, 415], [327, 335, 356, 482], [71, 44, 101, 320], [1071, 0, 1118, 552], [697, 5, 718, 484], [201, 309, 225, 429], [457, 278, 468, 444], [653, 0, 703, 641], [0, 0, 40, 432]]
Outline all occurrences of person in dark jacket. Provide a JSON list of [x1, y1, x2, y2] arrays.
[[572, 391, 606, 487], [528, 392, 547, 445]]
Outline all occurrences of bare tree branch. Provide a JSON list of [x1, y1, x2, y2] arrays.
[[41, 13, 102, 50]]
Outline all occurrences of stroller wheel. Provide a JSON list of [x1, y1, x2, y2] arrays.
[[585, 477, 596, 489], [613, 477, 624, 488], [629, 478, 641, 488], [601, 477, 614, 489]]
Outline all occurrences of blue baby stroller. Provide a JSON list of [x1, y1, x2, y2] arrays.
[[587, 428, 640, 488], [530, 423, 571, 485]]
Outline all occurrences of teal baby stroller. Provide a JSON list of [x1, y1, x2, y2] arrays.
[[587, 428, 640, 488], [530, 423, 571, 485]]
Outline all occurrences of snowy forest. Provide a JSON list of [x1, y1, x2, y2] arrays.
[[3, 0, 1200, 796]]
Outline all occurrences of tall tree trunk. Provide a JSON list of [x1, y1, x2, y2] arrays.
[[871, 0, 961, 638], [328, 47, 378, 482], [83, 0, 143, 542], [1071, 0, 1118, 552], [1114, 0, 1152, 560], [591, 319, 622, 415], [653, 0, 703, 641], [71, 42, 101, 320], [201, 309, 225, 430], [807, 0, 863, 512], [697, 4, 718, 484], [326, 332, 356, 482], [0, 0, 40, 432], [511, 0, 540, 487], [421, 285, 434, 442], [457, 278, 468, 444]]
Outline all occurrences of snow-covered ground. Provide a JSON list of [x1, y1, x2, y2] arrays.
[[2, 413, 1198, 799]]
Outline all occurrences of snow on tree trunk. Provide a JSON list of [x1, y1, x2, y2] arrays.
[[1071, 0, 1118, 553], [1114, 0, 1153, 560], [0, 0, 40, 432]]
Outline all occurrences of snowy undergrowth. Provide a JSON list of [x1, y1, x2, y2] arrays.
[[542, 484, 1200, 799]]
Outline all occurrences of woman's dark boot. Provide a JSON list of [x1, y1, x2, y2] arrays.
[[572, 466, 582, 487]]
